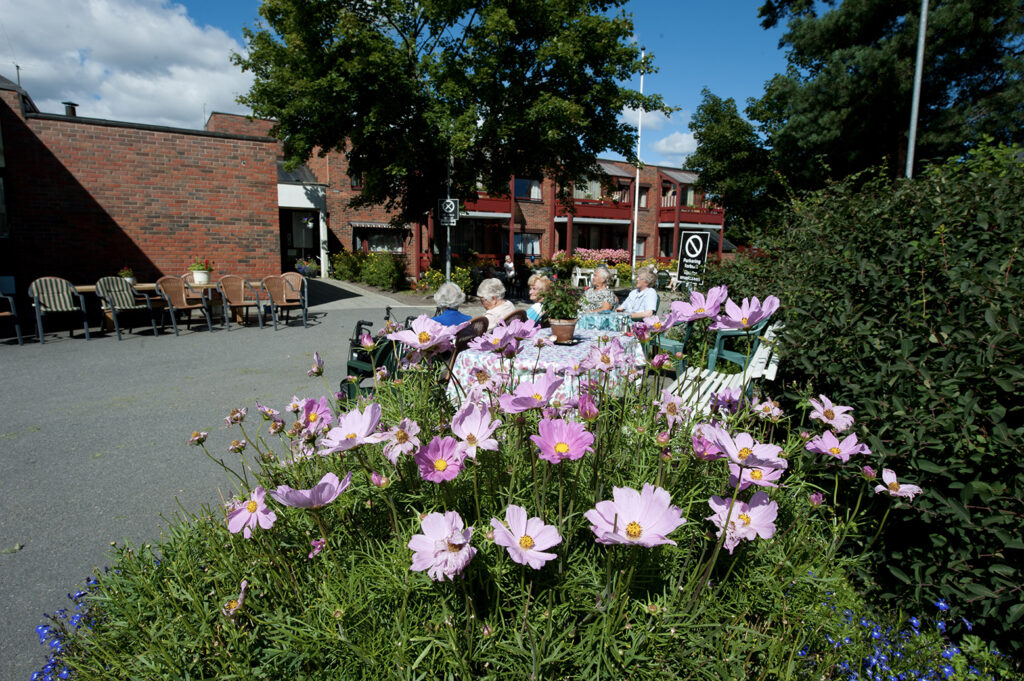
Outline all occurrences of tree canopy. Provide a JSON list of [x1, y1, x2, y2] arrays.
[[234, 0, 667, 225], [688, 0, 1023, 242]]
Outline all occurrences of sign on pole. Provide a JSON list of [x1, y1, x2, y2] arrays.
[[675, 230, 711, 292], [439, 199, 459, 227]]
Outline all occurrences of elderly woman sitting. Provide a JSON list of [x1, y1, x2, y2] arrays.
[[526, 274, 552, 322], [583, 265, 618, 312], [476, 278, 516, 330], [616, 268, 659, 320], [431, 282, 471, 327]]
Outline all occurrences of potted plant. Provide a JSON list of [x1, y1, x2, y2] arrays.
[[295, 257, 320, 277], [540, 277, 581, 342], [117, 266, 135, 285], [188, 257, 215, 284]]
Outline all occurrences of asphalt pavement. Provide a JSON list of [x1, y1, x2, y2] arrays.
[[0, 279, 463, 680]]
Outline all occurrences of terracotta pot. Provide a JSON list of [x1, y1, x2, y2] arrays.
[[549, 319, 577, 343]]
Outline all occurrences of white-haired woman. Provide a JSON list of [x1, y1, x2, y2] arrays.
[[616, 268, 658, 320], [477, 278, 516, 330], [431, 281, 471, 327], [583, 266, 618, 312]]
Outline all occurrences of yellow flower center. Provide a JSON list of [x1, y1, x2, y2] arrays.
[[434, 459, 448, 472], [625, 521, 643, 540], [446, 541, 462, 552], [466, 434, 478, 446], [395, 429, 408, 444], [345, 433, 358, 440], [653, 322, 662, 330], [696, 307, 705, 314], [226, 599, 239, 610], [231, 439, 242, 448], [474, 370, 490, 383], [824, 408, 835, 420], [519, 535, 535, 550], [308, 412, 318, 422], [738, 447, 752, 460], [741, 317, 749, 326], [533, 393, 544, 401], [762, 405, 771, 413], [418, 331, 431, 344], [191, 430, 202, 439], [829, 446, 841, 456], [751, 469, 763, 480], [246, 500, 258, 513], [492, 338, 501, 346], [554, 442, 570, 454], [666, 403, 677, 415], [888, 481, 900, 492], [601, 354, 611, 364], [738, 513, 751, 526]]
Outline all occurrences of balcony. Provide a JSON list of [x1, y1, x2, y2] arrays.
[[462, 193, 512, 215], [658, 199, 724, 226]]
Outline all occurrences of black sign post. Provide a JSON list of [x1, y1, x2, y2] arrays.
[[439, 199, 459, 281], [675, 230, 711, 292]]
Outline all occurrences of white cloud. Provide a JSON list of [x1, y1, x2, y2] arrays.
[[650, 131, 697, 166], [620, 106, 671, 131], [1, 0, 254, 129]]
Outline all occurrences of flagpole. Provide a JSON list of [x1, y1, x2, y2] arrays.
[[905, 0, 928, 179], [631, 48, 644, 278]]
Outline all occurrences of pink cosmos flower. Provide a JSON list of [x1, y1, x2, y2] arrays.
[[371, 471, 389, 488], [706, 491, 778, 554], [585, 483, 686, 547], [642, 315, 673, 336], [222, 580, 247, 618], [582, 337, 626, 372], [862, 465, 877, 479], [874, 469, 923, 500], [577, 393, 599, 421], [655, 389, 689, 430], [415, 436, 465, 483], [387, 315, 460, 356], [711, 386, 743, 415], [270, 471, 352, 508], [650, 353, 670, 369], [408, 511, 477, 581], [359, 332, 374, 349], [809, 492, 824, 506], [805, 430, 870, 463], [307, 351, 324, 377], [469, 325, 518, 355], [451, 403, 501, 459], [320, 403, 383, 454], [670, 285, 728, 321], [497, 367, 564, 413], [382, 418, 421, 464], [227, 439, 247, 453], [308, 538, 326, 559], [710, 427, 787, 471], [631, 322, 650, 342], [255, 401, 280, 420], [502, 317, 541, 341], [188, 430, 208, 446], [753, 399, 783, 420], [691, 422, 724, 461], [226, 486, 277, 538], [491, 504, 561, 569], [301, 396, 334, 435], [728, 462, 785, 490], [710, 295, 781, 331], [808, 395, 855, 432], [530, 418, 595, 464], [224, 407, 248, 427]]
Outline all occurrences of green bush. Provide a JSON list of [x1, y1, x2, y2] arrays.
[[359, 253, 406, 290], [331, 250, 366, 282], [707, 143, 1024, 655]]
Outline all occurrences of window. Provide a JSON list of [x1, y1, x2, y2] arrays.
[[292, 213, 317, 249], [355, 227, 404, 253], [573, 178, 603, 200], [635, 237, 647, 258], [659, 229, 674, 258], [514, 178, 542, 200], [349, 173, 363, 189], [639, 186, 649, 209], [514, 233, 541, 256]]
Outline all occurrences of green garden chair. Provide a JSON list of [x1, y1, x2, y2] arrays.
[[28, 276, 91, 344], [0, 275, 24, 345], [94, 276, 160, 341]]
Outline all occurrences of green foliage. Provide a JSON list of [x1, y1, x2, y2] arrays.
[[539, 278, 581, 320], [234, 0, 670, 225], [707, 143, 1024, 655], [358, 253, 406, 291], [331, 250, 366, 282], [421, 268, 446, 293]]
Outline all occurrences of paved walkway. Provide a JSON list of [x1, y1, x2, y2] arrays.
[[0, 279, 459, 680]]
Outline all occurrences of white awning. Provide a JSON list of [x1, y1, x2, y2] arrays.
[[463, 211, 512, 219], [658, 222, 720, 229], [554, 217, 632, 225], [662, 169, 698, 184]]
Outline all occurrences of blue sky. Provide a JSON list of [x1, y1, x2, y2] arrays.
[[1, 0, 790, 168]]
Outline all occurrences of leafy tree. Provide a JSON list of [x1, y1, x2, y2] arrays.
[[686, 88, 782, 244], [234, 0, 668, 224], [753, 0, 1024, 186]]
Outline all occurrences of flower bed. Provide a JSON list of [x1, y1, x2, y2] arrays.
[[32, 289, 1011, 680]]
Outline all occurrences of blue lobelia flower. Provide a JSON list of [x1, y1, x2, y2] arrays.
[[934, 598, 950, 611]]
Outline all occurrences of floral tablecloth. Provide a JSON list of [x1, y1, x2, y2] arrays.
[[576, 312, 633, 332], [447, 329, 646, 405]]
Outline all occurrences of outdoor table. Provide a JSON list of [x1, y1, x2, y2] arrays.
[[576, 311, 632, 332], [447, 328, 646, 405]]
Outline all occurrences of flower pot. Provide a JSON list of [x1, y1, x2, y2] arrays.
[[192, 270, 211, 285], [549, 319, 577, 343], [121, 276, 136, 285]]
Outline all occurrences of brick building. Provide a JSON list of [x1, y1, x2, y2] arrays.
[[1, 74, 724, 296]]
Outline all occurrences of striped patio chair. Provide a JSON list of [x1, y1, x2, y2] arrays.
[[156, 276, 214, 336], [0, 275, 24, 345], [94, 276, 160, 341], [216, 275, 263, 331], [260, 275, 306, 330], [28, 276, 91, 344]]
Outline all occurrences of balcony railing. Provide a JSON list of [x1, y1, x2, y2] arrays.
[[658, 202, 724, 225]]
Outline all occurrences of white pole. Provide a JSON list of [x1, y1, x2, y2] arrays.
[[631, 48, 644, 279], [906, 0, 928, 179]]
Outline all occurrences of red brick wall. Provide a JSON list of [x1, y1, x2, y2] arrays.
[[205, 112, 275, 140], [2, 97, 280, 286]]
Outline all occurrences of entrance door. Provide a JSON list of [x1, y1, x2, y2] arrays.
[[279, 209, 319, 272]]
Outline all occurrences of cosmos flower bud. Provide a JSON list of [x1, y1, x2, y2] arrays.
[[862, 465, 876, 479], [809, 492, 824, 506]]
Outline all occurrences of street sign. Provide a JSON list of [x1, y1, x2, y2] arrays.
[[675, 230, 711, 292], [438, 198, 459, 227]]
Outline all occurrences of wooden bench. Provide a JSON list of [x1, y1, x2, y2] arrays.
[[663, 323, 782, 414]]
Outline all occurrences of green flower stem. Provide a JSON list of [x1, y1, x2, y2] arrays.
[[688, 470, 743, 608], [198, 444, 247, 488], [865, 501, 893, 551]]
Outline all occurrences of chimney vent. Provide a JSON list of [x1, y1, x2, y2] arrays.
[[62, 101, 78, 117]]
